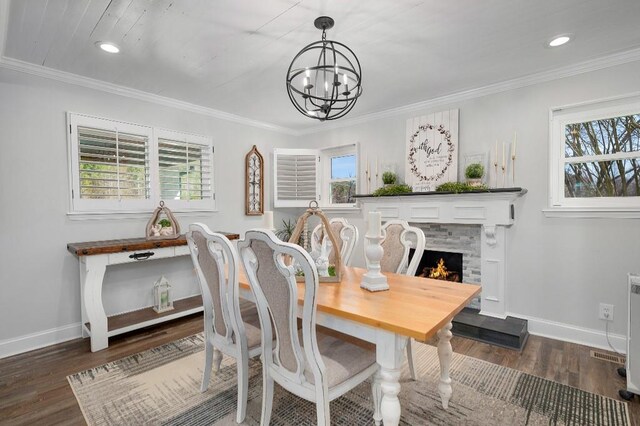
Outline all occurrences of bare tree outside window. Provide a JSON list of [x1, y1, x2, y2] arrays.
[[329, 154, 356, 204], [564, 114, 640, 198]]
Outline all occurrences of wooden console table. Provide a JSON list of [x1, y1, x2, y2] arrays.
[[67, 233, 239, 352]]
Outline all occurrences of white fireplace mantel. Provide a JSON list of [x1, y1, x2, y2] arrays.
[[356, 189, 527, 319]]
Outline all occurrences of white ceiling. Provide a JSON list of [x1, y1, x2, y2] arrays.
[[2, 0, 640, 131]]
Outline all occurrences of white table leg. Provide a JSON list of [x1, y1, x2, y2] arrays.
[[376, 329, 408, 426], [437, 321, 453, 409], [82, 256, 108, 352]]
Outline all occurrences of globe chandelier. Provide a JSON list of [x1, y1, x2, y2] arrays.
[[286, 16, 363, 121]]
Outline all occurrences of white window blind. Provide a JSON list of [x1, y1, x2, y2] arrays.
[[78, 126, 150, 200], [158, 139, 213, 201], [274, 148, 319, 207], [68, 113, 215, 214]]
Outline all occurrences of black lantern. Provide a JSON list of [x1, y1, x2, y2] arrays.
[[286, 16, 362, 121]]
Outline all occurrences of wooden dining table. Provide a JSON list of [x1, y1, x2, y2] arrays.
[[238, 266, 481, 426]]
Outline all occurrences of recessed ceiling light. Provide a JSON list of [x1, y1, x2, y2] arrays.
[[96, 41, 120, 54], [548, 35, 572, 48]]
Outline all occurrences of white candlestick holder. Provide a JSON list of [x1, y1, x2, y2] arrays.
[[361, 234, 389, 292]]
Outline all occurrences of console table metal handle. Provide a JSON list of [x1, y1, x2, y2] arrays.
[[129, 251, 155, 260]]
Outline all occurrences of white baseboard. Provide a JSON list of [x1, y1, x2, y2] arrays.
[[509, 312, 627, 355], [0, 323, 83, 359]]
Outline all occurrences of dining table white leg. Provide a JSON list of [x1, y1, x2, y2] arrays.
[[376, 329, 408, 426], [437, 321, 453, 409]]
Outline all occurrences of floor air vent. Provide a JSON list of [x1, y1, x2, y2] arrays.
[[590, 350, 626, 365]]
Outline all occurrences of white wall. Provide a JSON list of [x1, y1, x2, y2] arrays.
[[0, 67, 298, 357], [3, 60, 639, 358], [302, 60, 640, 351]]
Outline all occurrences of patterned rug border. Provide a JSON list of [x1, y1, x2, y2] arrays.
[[67, 333, 631, 426]]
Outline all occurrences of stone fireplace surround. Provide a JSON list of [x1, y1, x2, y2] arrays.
[[356, 189, 527, 319], [414, 223, 482, 309]]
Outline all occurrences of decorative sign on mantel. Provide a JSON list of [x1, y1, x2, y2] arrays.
[[405, 110, 459, 192]]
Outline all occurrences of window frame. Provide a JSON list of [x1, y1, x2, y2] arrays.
[[320, 144, 358, 208], [549, 96, 640, 212], [273, 144, 359, 209], [67, 113, 216, 215]]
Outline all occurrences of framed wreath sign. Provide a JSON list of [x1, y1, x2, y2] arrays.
[[405, 110, 459, 192]]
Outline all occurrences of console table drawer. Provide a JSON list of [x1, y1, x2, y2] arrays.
[[108, 247, 175, 265]]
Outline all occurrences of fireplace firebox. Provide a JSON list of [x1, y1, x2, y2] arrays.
[[409, 248, 463, 283]]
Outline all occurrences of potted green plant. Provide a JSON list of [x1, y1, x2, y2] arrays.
[[465, 163, 484, 187], [275, 219, 296, 242], [382, 171, 397, 186]]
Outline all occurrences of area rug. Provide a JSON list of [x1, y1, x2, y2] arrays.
[[68, 334, 629, 425]]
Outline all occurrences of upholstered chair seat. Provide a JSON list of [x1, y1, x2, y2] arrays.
[[231, 304, 262, 349], [301, 330, 376, 387]]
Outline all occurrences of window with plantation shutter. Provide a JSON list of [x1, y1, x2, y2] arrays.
[[157, 129, 214, 210], [68, 113, 215, 214], [273, 148, 320, 207], [77, 127, 150, 200]]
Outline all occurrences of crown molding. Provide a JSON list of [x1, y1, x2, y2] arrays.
[[0, 55, 300, 135], [298, 47, 640, 135], [1, 30, 640, 138]]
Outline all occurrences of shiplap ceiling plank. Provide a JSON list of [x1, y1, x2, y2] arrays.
[[3, 0, 640, 130], [48, 0, 114, 69], [40, 0, 92, 68], [28, 0, 70, 65]]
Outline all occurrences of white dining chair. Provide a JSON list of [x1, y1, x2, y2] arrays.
[[186, 223, 262, 424], [238, 229, 381, 426], [310, 217, 359, 266], [379, 219, 426, 380]]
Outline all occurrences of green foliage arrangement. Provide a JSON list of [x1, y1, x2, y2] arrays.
[[372, 183, 413, 196], [381, 171, 397, 185], [465, 163, 484, 179], [327, 265, 336, 277], [295, 265, 336, 277], [157, 219, 172, 228], [436, 182, 489, 193]]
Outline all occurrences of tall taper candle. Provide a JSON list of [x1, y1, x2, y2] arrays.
[[513, 132, 517, 156], [367, 211, 382, 237], [502, 141, 506, 168], [263, 211, 274, 230]]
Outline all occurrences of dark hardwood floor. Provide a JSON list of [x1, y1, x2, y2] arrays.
[[0, 314, 637, 425]]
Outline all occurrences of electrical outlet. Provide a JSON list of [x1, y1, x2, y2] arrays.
[[599, 303, 614, 321]]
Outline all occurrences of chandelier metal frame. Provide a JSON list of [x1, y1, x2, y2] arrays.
[[286, 16, 363, 121]]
